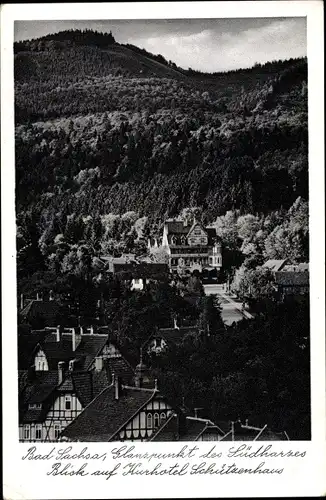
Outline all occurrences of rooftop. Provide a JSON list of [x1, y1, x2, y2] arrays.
[[262, 259, 288, 272], [61, 384, 157, 442], [275, 271, 309, 286]]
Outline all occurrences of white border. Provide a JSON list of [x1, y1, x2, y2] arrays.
[[1, 2, 325, 499]]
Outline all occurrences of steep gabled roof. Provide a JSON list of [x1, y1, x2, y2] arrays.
[[150, 412, 179, 441], [164, 220, 220, 246], [178, 417, 210, 441], [262, 259, 288, 272], [19, 300, 62, 324], [150, 414, 220, 442], [185, 220, 207, 238], [218, 422, 289, 441], [150, 326, 199, 345], [107, 356, 135, 384], [57, 370, 111, 407], [42, 332, 109, 371], [34, 340, 76, 369], [74, 335, 109, 370], [61, 385, 156, 442], [18, 330, 49, 369], [164, 220, 190, 235], [255, 428, 289, 441]]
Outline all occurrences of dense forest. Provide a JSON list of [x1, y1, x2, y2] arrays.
[[15, 30, 308, 285], [15, 30, 310, 438]]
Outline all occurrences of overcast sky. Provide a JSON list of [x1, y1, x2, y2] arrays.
[[15, 18, 306, 72]]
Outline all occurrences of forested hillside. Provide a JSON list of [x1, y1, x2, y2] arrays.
[[15, 30, 308, 288]]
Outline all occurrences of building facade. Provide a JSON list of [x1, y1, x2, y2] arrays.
[[160, 219, 222, 273]]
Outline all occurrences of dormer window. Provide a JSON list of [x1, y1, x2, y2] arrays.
[[28, 403, 42, 410]]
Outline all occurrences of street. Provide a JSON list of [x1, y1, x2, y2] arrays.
[[203, 283, 253, 326]]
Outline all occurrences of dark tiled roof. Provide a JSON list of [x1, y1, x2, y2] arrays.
[[18, 330, 49, 369], [151, 414, 218, 442], [74, 335, 109, 370], [164, 220, 220, 246], [275, 271, 309, 286], [156, 326, 199, 344], [112, 262, 169, 279], [56, 370, 111, 407], [255, 428, 289, 441], [62, 385, 156, 442], [43, 332, 109, 370], [218, 422, 287, 441], [165, 220, 190, 235], [106, 356, 134, 384], [20, 300, 62, 324], [150, 413, 179, 441], [178, 418, 208, 441], [38, 340, 76, 369], [19, 370, 59, 423]]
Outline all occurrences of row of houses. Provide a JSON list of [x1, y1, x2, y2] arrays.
[[18, 323, 288, 442]]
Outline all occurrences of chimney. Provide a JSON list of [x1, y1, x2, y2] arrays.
[[20, 294, 24, 310], [245, 418, 249, 426], [49, 289, 54, 301], [89, 325, 94, 335], [72, 327, 82, 352], [114, 376, 120, 400], [231, 421, 235, 441], [56, 325, 62, 343], [95, 356, 103, 372], [154, 378, 158, 391], [194, 407, 204, 419], [58, 361, 65, 384], [36, 292, 40, 301]]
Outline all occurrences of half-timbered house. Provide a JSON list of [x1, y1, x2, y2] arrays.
[[159, 218, 222, 274], [61, 376, 174, 442], [19, 328, 135, 442]]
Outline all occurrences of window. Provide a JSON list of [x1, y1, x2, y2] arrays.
[[160, 412, 166, 424], [28, 403, 42, 410], [64, 395, 72, 410], [134, 279, 140, 284], [54, 424, 61, 440], [23, 424, 30, 440], [153, 412, 160, 428], [147, 413, 153, 429], [35, 425, 42, 440]]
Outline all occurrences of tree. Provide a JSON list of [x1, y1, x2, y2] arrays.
[[232, 266, 276, 308]]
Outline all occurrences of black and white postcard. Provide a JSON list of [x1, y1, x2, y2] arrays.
[[1, 1, 325, 498]]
